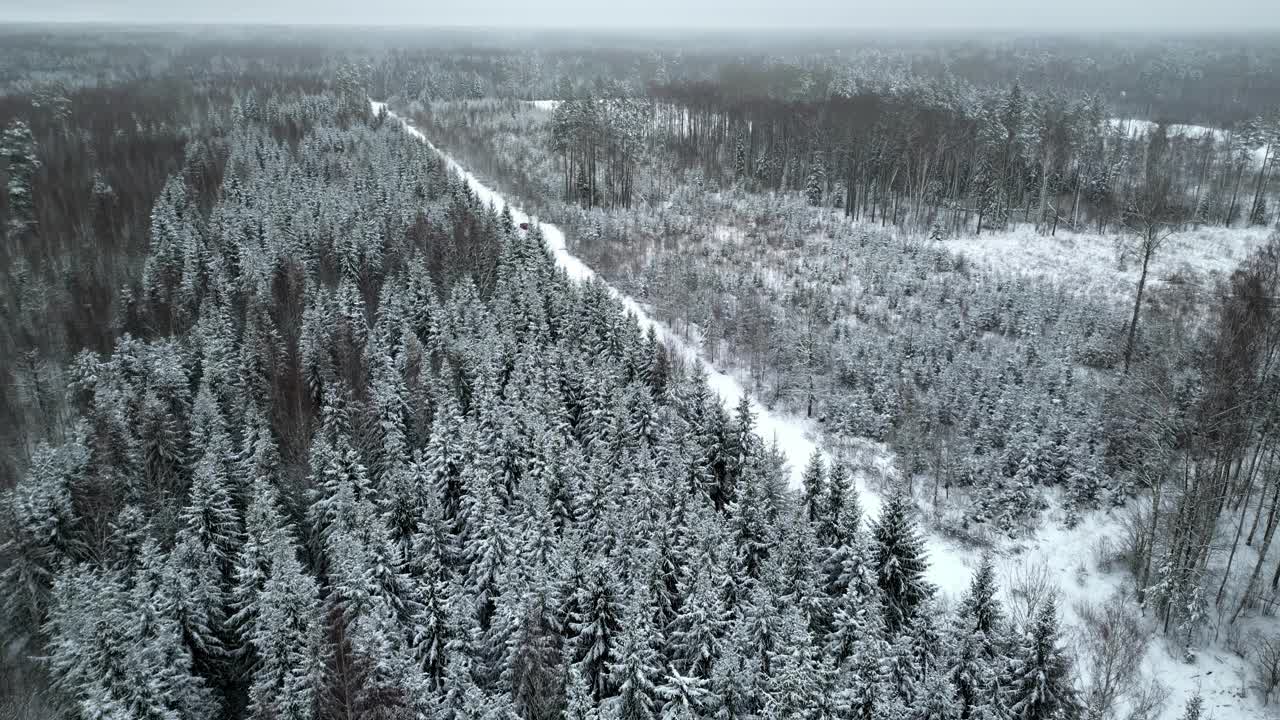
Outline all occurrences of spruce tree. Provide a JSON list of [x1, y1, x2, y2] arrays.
[[959, 555, 1002, 639], [2, 118, 41, 232], [246, 535, 324, 720], [411, 551, 454, 691], [565, 666, 602, 720], [1177, 695, 1203, 720], [950, 628, 1001, 720], [657, 667, 711, 720], [574, 564, 622, 700], [873, 490, 934, 632], [611, 602, 661, 720], [801, 449, 827, 524], [1006, 595, 1079, 720], [914, 670, 962, 720], [667, 566, 728, 680], [822, 462, 856, 547]]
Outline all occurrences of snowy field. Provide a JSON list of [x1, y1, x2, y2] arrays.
[[377, 99, 1273, 720], [1108, 117, 1273, 168], [945, 224, 1275, 303], [1108, 117, 1228, 141]]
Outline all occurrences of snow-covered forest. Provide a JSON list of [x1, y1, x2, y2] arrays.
[[0, 25, 1279, 720]]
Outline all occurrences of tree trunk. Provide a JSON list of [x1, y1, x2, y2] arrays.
[[1137, 461, 1167, 607], [1227, 163, 1246, 226], [1233, 476, 1280, 624], [1217, 470, 1257, 607], [1123, 240, 1153, 374], [1070, 166, 1082, 230], [1249, 469, 1272, 545], [1249, 145, 1273, 224]]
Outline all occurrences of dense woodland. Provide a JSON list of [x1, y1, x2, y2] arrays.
[[403, 36, 1280, 713], [0, 38, 1084, 720], [0, 26, 1278, 720]]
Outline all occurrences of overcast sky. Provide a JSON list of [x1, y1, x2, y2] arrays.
[[1, 0, 1277, 31]]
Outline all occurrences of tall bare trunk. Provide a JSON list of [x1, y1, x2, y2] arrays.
[[1233, 475, 1280, 624], [1123, 242, 1153, 373]]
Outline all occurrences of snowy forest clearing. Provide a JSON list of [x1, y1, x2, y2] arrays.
[[1108, 117, 1273, 168], [1108, 118, 1228, 141], [376, 100, 1272, 720], [944, 225, 1274, 301]]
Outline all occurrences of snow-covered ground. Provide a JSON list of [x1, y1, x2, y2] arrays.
[[945, 224, 1274, 303], [525, 99, 561, 111], [1108, 117, 1227, 142], [1108, 117, 1273, 168], [1025, 501, 1263, 720], [375, 99, 1270, 720]]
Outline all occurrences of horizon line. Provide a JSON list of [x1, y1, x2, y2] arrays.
[[2, 19, 1280, 35]]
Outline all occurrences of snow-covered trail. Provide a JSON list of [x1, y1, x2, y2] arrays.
[[374, 101, 1263, 720]]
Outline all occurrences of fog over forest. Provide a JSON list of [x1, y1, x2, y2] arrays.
[[5, 0, 1280, 30]]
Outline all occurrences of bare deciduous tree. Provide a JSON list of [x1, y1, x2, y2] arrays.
[[1073, 594, 1152, 720], [1003, 557, 1058, 632], [1119, 172, 1182, 373], [1120, 677, 1169, 720], [1253, 634, 1280, 704]]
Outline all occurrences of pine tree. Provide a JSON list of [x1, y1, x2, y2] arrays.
[[763, 608, 822, 719], [708, 635, 764, 720], [45, 568, 133, 717], [47, 541, 220, 720], [823, 473, 868, 606], [950, 627, 1001, 720], [181, 441, 241, 573], [904, 603, 946, 698], [308, 399, 377, 556], [1, 439, 85, 642], [464, 475, 510, 632], [322, 595, 429, 720], [230, 470, 289, 655], [504, 582, 563, 719], [734, 133, 747, 180], [168, 529, 233, 690], [722, 394, 758, 507], [324, 481, 419, 639], [728, 455, 775, 582], [836, 588, 891, 720]]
